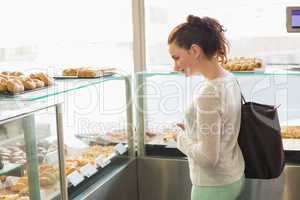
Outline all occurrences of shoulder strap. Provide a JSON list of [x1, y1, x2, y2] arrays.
[[235, 79, 247, 104]]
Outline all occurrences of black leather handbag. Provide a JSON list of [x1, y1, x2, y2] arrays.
[[238, 94, 285, 179]]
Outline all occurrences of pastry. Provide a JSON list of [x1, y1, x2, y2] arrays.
[[223, 57, 262, 71], [63, 68, 80, 76], [1, 71, 23, 77], [0, 77, 8, 92], [32, 79, 45, 88], [18, 197, 30, 200], [1, 71, 10, 76], [0, 194, 20, 200], [22, 78, 37, 90], [240, 63, 248, 71], [0, 74, 8, 80], [10, 177, 28, 192], [78, 68, 103, 77], [281, 126, 300, 139], [65, 166, 76, 175], [40, 172, 57, 187], [30, 73, 54, 86], [0, 176, 6, 182], [11, 71, 24, 76], [16, 197, 29, 200], [6, 79, 24, 94]]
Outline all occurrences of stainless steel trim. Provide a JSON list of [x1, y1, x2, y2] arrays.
[[23, 114, 41, 200], [125, 75, 135, 156], [56, 103, 68, 200], [132, 0, 146, 72]]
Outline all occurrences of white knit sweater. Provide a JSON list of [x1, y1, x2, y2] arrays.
[[177, 75, 245, 186]]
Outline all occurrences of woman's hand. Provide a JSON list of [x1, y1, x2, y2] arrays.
[[176, 123, 185, 131]]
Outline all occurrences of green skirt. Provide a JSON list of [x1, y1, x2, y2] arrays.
[[191, 177, 244, 200]]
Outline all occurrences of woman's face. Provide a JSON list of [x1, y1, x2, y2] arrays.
[[168, 43, 201, 76]]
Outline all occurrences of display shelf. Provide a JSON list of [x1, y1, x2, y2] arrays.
[[0, 162, 23, 176], [66, 143, 128, 188], [137, 66, 300, 78], [0, 100, 62, 122], [68, 157, 134, 200], [0, 74, 124, 101]]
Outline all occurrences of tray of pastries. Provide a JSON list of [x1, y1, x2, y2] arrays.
[[223, 57, 263, 72], [0, 142, 58, 166], [0, 176, 29, 199], [65, 145, 115, 176], [54, 67, 116, 79], [281, 126, 300, 139], [76, 130, 157, 145], [0, 194, 29, 200], [0, 71, 54, 95]]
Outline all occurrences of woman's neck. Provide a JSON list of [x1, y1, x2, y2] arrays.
[[199, 59, 228, 80]]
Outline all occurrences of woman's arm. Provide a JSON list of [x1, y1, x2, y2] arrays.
[[177, 84, 221, 168]]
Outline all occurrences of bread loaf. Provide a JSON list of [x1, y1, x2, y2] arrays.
[[6, 79, 24, 94], [78, 68, 103, 77]]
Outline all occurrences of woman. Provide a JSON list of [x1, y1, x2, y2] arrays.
[[168, 15, 245, 200]]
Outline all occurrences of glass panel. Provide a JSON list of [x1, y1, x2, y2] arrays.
[[138, 72, 300, 151], [0, 119, 29, 199], [35, 108, 61, 200], [62, 79, 129, 187]]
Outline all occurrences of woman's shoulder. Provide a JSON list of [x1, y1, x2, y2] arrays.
[[194, 75, 237, 101]]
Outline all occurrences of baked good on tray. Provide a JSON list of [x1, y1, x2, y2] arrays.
[[63, 68, 80, 76], [29, 72, 54, 86], [62, 67, 115, 77], [0, 194, 29, 200], [281, 126, 300, 139], [0, 71, 24, 77], [77, 68, 103, 77], [0, 71, 54, 94], [0, 78, 8, 92], [6, 79, 25, 94], [223, 57, 263, 71]]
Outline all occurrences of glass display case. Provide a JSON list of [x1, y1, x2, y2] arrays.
[[0, 100, 66, 200], [0, 71, 134, 200], [135, 67, 300, 162]]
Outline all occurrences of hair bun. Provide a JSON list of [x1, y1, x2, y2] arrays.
[[187, 15, 202, 25]]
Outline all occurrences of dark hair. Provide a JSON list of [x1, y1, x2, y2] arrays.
[[168, 15, 229, 64]]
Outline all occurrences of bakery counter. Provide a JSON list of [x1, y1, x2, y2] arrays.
[[69, 156, 137, 200], [137, 156, 300, 200]]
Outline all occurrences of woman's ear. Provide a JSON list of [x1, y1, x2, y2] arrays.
[[190, 44, 203, 59]]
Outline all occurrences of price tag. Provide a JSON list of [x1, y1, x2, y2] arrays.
[[95, 155, 111, 168], [67, 170, 84, 187], [80, 163, 98, 177], [166, 139, 177, 148], [114, 143, 127, 155]]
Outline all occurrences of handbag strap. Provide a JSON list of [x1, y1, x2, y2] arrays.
[[235, 79, 246, 104]]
